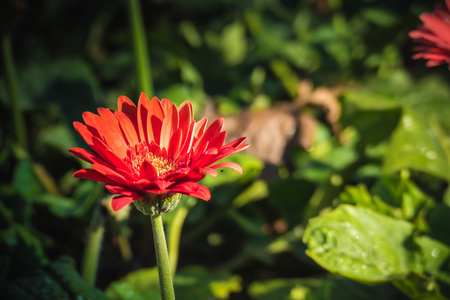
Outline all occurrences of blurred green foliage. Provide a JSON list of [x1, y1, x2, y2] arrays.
[[1, 0, 450, 299]]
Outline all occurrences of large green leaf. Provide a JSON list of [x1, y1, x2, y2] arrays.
[[303, 204, 422, 283]]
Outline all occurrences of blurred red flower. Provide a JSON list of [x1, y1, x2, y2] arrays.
[[409, 0, 450, 69], [70, 94, 249, 211]]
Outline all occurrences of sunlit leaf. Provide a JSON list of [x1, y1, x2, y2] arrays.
[[371, 176, 432, 221], [249, 277, 399, 300], [303, 205, 422, 283], [384, 109, 450, 181], [415, 236, 450, 284], [105, 266, 241, 300]]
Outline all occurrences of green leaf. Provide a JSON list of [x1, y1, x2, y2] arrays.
[[0, 256, 108, 300], [13, 159, 44, 202], [35, 181, 101, 218], [361, 8, 398, 28], [249, 277, 399, 300], [206, 21, 247, 66], [303, 205, 422, 283], [179, 21, 202, 48], [50, 256, 109, 300], [221, 21, 247, 66], [392, 272, 446, 300], [279, 42, 320, 70], [415, 236, 450, 285], [346, 109, 401, 152], [339, 184, 397, 217], [105, 267, 160, 300], [178, 59, 203, 88], [383, 109, 450, 181], [270, 60, 299, 97], [249, 278, 319, 300], [38, 124, 77, 156], [371, 176, 432, 221], [175, 266, 241, 299], [105, 266, 241, 300], [342, 70, 411, 110]]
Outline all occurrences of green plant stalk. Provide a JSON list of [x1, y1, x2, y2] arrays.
[[81, 206, 105, 285], [151, 214, 175, 300], [168, 205, 189, 275], [128, 0, 153, 96], [2, 35, 27, 150]]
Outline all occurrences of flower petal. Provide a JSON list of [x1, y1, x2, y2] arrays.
[[92, 162, 128, 185], [118, 95, 137, 120], [74, 169, 119, 185], [97, 108, 128, 157], [115, 111, 139, 146], [210, 162, 243, 174], [106, 185, 142, 197], [111, 195, 138, 211], [160, 102, 179, 150], [137, 93, 151, 143], [193, 118, 224, 155], [169, 182, 211, 201], [420, 14, 450, 45], [194, 117, 208, 139], [69, 147, 102, 164], [168, 128, 183, 161], [147, 97, 164, 143], [139, 160, 158, 181], [91, 137, 132, 174], [150, 115, 163, 145], [73, 122, 97, 149]]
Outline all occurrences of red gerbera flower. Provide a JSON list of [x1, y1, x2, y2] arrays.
[[409, 0, 450, 69], [69, 93, 249, 212]]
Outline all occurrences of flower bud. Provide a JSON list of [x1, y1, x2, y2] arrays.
[[133, 193, 182, 216]]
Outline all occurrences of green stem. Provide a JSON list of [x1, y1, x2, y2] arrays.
[[128, 0, 153, 96], [151, 214, 175, 300], [2, 35, 27, 150], [81, 206, 105, 285]]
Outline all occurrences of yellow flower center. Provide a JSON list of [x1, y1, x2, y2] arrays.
[[126, 142, 178, 178]]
